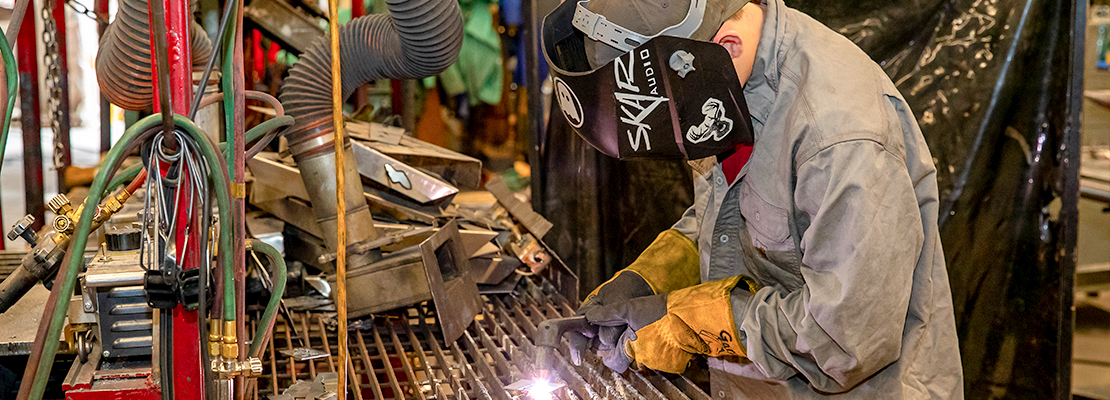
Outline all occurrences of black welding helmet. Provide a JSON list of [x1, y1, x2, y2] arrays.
[[542, 0, 754, 160]]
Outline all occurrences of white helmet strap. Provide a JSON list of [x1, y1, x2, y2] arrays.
[[571, 0, 706, 53]]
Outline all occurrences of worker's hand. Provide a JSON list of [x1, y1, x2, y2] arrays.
[[576, 271, 654, 318], [585, 276, 759, 374], [583, 293, 667, 372], [569, 271, 654, 363]]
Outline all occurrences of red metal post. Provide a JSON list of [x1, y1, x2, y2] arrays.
[[52, 0, 72, 194], [17, 2, 44, 232], [149, 0, 202, 396]]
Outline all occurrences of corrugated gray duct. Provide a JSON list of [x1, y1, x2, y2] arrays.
[[95, 0, 214, 111], [277, 0, 463, 259]]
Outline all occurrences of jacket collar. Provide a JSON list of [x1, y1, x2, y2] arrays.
[[743, 0, 791, 125]]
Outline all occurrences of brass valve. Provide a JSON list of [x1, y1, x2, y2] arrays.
[[211, 357, 264, 378]]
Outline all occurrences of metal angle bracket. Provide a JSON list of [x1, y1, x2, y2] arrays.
[[420, 219, 483, 345]]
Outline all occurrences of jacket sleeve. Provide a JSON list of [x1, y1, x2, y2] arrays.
[[734, 139, 925, 393]]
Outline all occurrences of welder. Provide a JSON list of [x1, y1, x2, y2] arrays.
[[541, 0, 964, 397]]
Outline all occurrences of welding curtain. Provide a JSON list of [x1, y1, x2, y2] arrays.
[[537, 0, 1085, 398]]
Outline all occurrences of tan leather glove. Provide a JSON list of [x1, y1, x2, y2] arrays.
[[585, 275, 761, 374]]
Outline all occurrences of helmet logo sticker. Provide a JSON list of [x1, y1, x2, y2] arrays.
[[686, 98, 733, 144], [554, 77, 584, 128], [615, 49, 668, 152]]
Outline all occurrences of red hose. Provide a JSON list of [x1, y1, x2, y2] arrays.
[[125, 169, 148, 194]]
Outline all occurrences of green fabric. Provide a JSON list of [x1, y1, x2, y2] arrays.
[[437, 2, 503, 105]]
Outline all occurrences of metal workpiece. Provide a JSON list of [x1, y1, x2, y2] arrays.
[[351, 140, 459, 205], [328, 220, 481, 343], [253, 276, 710, 400]]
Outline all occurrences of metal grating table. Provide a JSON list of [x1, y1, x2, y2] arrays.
[[253, 278, 711, 400]]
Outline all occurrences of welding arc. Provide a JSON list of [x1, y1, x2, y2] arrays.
[[19, 115, 234, 400]]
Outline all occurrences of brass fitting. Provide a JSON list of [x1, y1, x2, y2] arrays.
[[208, 319, 222, 357], [222, 320, 239, 359], [102, 191, 131, 216]]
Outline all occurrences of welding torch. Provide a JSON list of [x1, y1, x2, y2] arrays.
[[533, 316, 597, 380]]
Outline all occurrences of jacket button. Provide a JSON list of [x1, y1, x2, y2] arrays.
[[755, 211, 760, 222], [716, 177, 725, 185], [720, 235, 729, 243], [719, 390, 727, 398]]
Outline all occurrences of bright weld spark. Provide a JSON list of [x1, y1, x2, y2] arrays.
[[527, 379, 557, 400]]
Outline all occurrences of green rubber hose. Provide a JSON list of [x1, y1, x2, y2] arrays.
[[247, 239, 286, 357], [0, 31, 17, 176]]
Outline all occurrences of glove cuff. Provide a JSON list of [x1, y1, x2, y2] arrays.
[[624, 229, 701, 294], [658, 276, 755, 356]]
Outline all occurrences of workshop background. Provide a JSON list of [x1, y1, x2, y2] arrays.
[[0, 0, 1100, 397]]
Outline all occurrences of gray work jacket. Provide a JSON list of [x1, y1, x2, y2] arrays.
[[669, 0, 964, 397]]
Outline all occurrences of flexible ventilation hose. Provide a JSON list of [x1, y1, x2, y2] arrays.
[[278, 0, 463, 255], [95, 0, 214, 110]]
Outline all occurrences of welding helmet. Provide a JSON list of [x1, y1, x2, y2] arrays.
[[542, 0, 754, 160]]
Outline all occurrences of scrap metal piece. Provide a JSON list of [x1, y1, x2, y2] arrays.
[[469, 254, 523, 285], [244, 0, 324, 54], [351, 140, 459, 205], [279, 347, 329, 361], [249, 153, 441, 228], [355, 128, 484, 190], [486, 176, 553, 239]]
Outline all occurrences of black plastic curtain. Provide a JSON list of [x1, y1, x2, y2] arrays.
[[537, 0, 1084, 397]]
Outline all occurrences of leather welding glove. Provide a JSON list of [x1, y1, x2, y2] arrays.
[[570, 229, 701, 363], [585, 275, 761, 374]]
